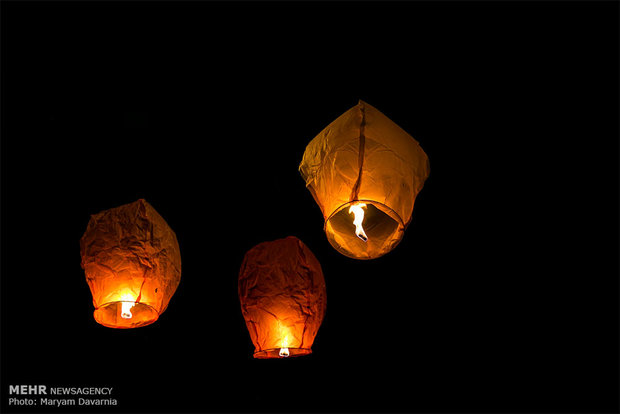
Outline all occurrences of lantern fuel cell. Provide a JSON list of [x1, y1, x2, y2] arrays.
[[238, 237, 327, 359], [80, 199, 182, 328], [299, 100, 430, 259]]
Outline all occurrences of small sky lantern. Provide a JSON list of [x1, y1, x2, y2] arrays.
[[238, 236, 327, 359], [299, 100, 430, 259], [80, 199, 182, 328]]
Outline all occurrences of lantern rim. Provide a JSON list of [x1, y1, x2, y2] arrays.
[[253, 348, 313, 359], [93, 301, 160, 329], [324, 199, 406, 260], [324, 199, 405, 230]]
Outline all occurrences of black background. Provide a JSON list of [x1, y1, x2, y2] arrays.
[[1, 1, 618, 413]]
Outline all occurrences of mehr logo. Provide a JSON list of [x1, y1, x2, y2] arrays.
[[8, 385, 117, 407], [9, 385, 47, 395]]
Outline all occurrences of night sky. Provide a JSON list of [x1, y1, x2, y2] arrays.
[[1, 1, 618, 413]]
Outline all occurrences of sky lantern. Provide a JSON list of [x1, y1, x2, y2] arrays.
[[238, 236, 327, 358], [80, 199, 182, 328], [299, 100, 430, 260]]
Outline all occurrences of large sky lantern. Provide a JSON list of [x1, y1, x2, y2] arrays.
[[299, 100, 430, 260], [80, 199, 182, 329], [238, 236, 327, 359]]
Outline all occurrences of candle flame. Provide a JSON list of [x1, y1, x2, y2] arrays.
[[119, 293, 136, 319], [349, 203, 368, 242], [279, 333, 290, 357]]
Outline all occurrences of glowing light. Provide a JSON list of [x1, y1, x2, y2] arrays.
[[278, 321, 291, 357], [119, 293, 136, 319], [279, 334, 290, 358], [348, 202, 368, 242]]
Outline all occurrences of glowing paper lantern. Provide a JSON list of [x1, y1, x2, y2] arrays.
[[238, 236, 327, 358], [299, 100, 430, 259], [80, 199, 182, 328]]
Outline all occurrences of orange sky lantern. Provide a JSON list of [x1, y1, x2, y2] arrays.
[[80, 199, 182, 328], [238, 236, 327, 359], [299, 100, 430, 259]]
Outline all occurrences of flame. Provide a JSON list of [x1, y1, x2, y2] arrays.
[[279, 334, 290, 357], [119, 292, 136, 319], [278, 321, 291, 357], [348, 202, 368, 242]]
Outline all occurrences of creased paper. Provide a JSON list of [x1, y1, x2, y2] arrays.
[[80, 199, 181, 328], [238, 236, 326, 358], [299, 100, 430, 259]]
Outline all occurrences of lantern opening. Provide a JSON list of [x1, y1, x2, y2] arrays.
[[93, 301, 159, 329], [326, 200, 404, 260], [254, 348, 313, 359]]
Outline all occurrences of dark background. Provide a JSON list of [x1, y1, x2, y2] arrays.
[[1, 1, 618, 413]]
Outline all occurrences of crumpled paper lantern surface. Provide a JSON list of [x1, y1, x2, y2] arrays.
[[299, 100, 430, 259], [238, 236, 327, 358], [80, 199, 182, 328]]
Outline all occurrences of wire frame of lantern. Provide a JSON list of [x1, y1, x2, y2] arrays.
[[238, 236, 327, 359], [80, 199, 182, 328], [299, 100, 430, 260]]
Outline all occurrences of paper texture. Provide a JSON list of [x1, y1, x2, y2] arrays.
[[299, 100, 430, 259], [80, 199, 182, 328], [238, 236, 327, 358]]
